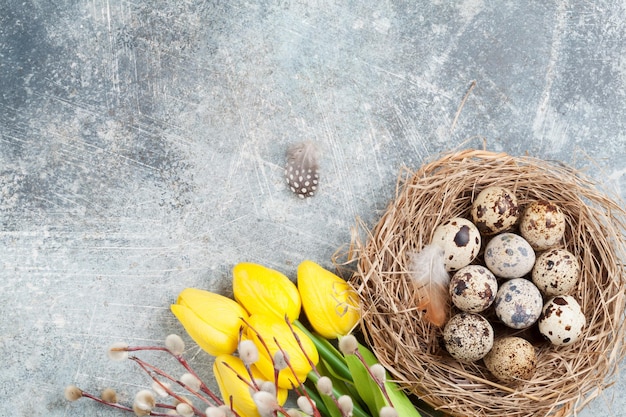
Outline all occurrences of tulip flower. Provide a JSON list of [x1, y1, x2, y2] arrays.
[[213, 354, 288, 417], [171, 288, 248, 356], [245, 314, 319, 389], [233, 263, 301, 322], [297, 260, 361, 338]]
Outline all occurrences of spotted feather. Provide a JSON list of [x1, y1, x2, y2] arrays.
[[284, 141, 319, 199]]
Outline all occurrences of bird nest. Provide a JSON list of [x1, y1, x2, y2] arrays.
[[348, 149, 626, 417]]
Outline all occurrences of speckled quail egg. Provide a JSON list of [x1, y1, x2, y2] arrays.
[[538, 296, 586, 346], [532, 248, 580, 296], [483, 337, 537, 384], [519, 201, 566, 250], [449, 265, 498, 313], [431, 217, 482, 272], [494, 278, 543, 329], [443, 312, 494, 363], [471, 186, 520, 235], [484, 233, 536, 279]]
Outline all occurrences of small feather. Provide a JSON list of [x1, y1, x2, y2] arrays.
[[284, 141, 319, 198], [407, 244, 450, 327]]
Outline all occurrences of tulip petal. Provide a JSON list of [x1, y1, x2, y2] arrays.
[[233, 263, 301, 321], [297, 260, 360, 338], [177, 288, 248, 335], [213, 354, 287, 417], [171, 304, 239, 356], [246, 314, 319, 389]]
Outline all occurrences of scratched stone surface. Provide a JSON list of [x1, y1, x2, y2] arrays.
[[1, 1, 625, 416]]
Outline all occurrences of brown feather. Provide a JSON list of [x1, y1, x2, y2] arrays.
[[407, 244, 450, 327], [285, 141, 319, 199]]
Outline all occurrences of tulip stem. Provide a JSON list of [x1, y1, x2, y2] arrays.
[[286, 319, 348, 416], [291, 320, 370, 417], [302, 384, 331, 417], [294, 321, 352, 382], [305, 371, 371, 417]]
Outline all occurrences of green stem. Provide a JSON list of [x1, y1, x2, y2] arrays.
[[303, 384, 330, 417], [294, 321, 352, 382], [306, 371, 371, 417], [314, 359, 369, 412]]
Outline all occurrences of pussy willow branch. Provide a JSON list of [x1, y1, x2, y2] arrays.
[[130, 356, 209, 416], [112, 345, 223, 406], [273, 338, 323, 417]]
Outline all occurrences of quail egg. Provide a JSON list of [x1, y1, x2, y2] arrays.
[[532, 248, 580, 296], [432, 217, 482, 272], [494, 278, 543, 329], [443, 312, 494, 363], [484, 233, 536, 279], [483, 337, 537, 384], [538, 295, 586, 346], [449, 265, 498, 313], [471, 186, 520, 235], [519, 201, 566, 250]]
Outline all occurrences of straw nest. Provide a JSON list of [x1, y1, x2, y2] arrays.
[[348, 149, 626, 417]]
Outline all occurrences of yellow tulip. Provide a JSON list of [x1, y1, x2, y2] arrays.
[[171, 288, 248, 356], [297, 260, 361, 339], [233, 263, 301, 322], [213, 354, 288, 417], [246, 314, 319, 389]]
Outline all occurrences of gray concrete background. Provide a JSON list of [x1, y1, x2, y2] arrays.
[[1, 0, 625, 416]]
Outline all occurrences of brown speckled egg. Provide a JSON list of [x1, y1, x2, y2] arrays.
[[443, 312, 494, 363], [538, 296, 586, 346], [532, 248, 580, 296], [519, 201, 566, 250], [483, 337, 537, 384], [494, 278, 543, 329], [471, 186, 520, 235], [432, 217, 482, 272], [449, 265, 498, 313], [484, 233, 535, 279]]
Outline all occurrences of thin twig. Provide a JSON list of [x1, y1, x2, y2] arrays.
[[130, 356, 209, 415]]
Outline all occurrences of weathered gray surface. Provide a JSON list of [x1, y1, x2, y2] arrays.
[[1, 1, 624, 416]]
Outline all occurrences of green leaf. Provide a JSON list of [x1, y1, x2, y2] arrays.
[[345, 342, 423, 417], [315, 337, 354, 382], [313, 361, 370, 417], [383, 380, 423, 417], [303, 384, 332, 417], [344, 351, 384, 415], [319, 358, 367, 411], [294, 321, 431, 417], [305, 371, 343, 417]]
